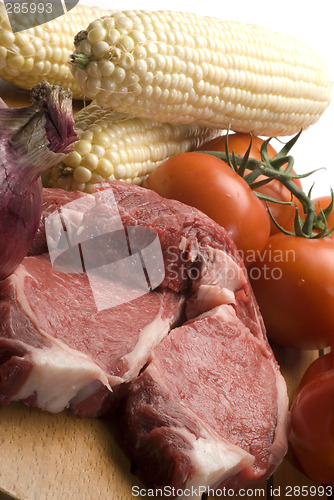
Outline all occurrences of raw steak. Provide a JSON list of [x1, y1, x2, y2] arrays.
[[116, 304, 289, 495], [0, 254, 184, 417], [0, 181, 289, 490], [36, 183, 267, 341]]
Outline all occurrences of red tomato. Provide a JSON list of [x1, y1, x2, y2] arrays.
[[290, 352, 334, 485], [200, 133, 302, 234], [144, 151, 270, 263], [248, 233, 334, 349], [200, 132, 278, 158]]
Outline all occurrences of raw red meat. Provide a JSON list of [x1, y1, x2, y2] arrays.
[[82, 184, 267, 340], [116, 304, 289, 492], [31, 184, 266, 339], [0, 181, 289, 491], [0, 254, 183, 416]]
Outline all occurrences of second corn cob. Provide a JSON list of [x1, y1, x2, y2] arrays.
[[0, 3, 111, 98], [43, 101, 223, 192], [70, 9, 332, 136]]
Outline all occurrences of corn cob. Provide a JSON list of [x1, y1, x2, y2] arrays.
[[43, 101, 223, 192], [70, 9, 332, 136], [0, 3, 111, 98]]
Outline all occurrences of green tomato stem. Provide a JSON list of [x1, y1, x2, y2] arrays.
[[202, 130, 330, 238]]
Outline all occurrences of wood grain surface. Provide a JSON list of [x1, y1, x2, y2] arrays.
[[0, 79, 329, 500]]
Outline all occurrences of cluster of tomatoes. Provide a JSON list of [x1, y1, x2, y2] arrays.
[[143, 132, 334, 486]]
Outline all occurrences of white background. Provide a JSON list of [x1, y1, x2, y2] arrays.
[[79, 0, 334, 198]]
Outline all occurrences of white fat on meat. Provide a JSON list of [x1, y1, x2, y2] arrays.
[[12, 343, 118, 413], [168, 427, 254, 500], [121, 297, 184, 381], [199, 247, 247, 289], [186, 246, 248, 317], [193, 284, 236, 311]]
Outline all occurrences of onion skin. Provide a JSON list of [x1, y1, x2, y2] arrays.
[[0, 81, 78, 281], [0, 179, 43, 281]]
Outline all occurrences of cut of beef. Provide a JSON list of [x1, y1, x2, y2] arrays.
[[0, 181, 289, 490], [35, 184, 267, 340], [116, 304, 289, 494], [0, 254, 184, 416]]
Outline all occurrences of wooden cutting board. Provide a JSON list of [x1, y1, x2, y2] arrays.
[[0, 80, 326, 500]]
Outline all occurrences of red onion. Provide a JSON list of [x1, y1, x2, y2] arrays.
[[0, 81, 78, 281]]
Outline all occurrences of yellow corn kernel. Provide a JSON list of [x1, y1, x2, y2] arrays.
[[43, 101, 222, 192], [71, 10, 332, 136], [0, 3, 111, 98]]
